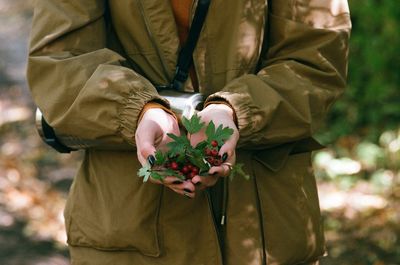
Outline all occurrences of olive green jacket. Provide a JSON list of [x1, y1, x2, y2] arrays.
[[27, 0, 351, 264]]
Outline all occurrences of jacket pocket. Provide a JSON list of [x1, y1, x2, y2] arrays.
[[252, 151, 325, 264], [64, 150, 162, 257]]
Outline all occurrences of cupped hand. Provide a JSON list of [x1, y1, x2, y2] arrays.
[[189, 103, 239, 190], [135, 107, 196, 198]]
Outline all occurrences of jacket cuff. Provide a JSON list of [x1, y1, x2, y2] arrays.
[[205, 75, 258, 138], [137, 101, 178, 124], [118, 89, 170, 146]]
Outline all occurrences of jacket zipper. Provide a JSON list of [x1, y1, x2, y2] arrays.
[[205, 190, 224, 264], [138, 0, 173, 83]]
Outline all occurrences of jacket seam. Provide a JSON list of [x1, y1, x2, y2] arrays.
[[251, 159, 268, 265]]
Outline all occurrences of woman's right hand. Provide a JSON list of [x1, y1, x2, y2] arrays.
[[135, 108, 196, 198]]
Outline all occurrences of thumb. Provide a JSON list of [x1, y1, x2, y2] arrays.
[[137, 142, 157, 166], [135, 121, 160, 166]]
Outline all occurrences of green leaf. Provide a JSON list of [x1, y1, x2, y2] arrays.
[[205, 120, 216, 140], [205, 122, 234, 146], [164, 168, 185, 180], [214, 124, 234, 144], [154, 150, 167, 165], [182, 114, 205, 134], [195, 140, 208, 150], [150, 171, 164, 181], [167, 133, 181, 141], [138, 164, 151, 182], [187, 153, 209, 172], [175, 153, 187, 164], [167, 133, 190, 156], [230, 163, 250, 181]]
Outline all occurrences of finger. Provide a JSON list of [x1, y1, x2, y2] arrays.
[[162, 176, 185, 185], [136, 142, 156, 166], [135, 120, 159, 144], [164, 178, 196, 192], [148, 177, 163, 185], [168, 186, 195, 199], [136, 119, 164, 152], [208, 164, 231, 178], [149, 176, 186, 187], [191, 174, 219, 190], [136, 131, 158, 167], [137, 152, 147, 166], [218, 140, 237, 161], [191, 175, 203, 186]]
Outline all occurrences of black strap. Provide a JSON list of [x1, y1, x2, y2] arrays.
[[41, 116, 74, 153], [159, 0, 211, 92]]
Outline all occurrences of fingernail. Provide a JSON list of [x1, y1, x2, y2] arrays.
[[172, 180, 183, 185], [222, 153, 228, 162], [147, 155, 155, 166], [184, 188, 192, 193]]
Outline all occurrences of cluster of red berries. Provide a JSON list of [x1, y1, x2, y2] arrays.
[[204, 140, 222, 166], [165, 160, 199, 180], [162, 140, 223, 180]]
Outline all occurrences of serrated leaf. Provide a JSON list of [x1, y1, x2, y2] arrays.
[[205, 122, 234, 146], [195, 140, 208, 151], [205, 120, 216, 140], [187, 153, 209, 172], [214, 125, 234, 145], [195, 157, 212, 175], [167, 133, 190, 156], [182, 114, 205, 134], [176, 153, 186, 164], [164, 168, 185, 180], [167, 133, 181, 141], [150, 171, 164, 181], [154, 150, 167, 165]]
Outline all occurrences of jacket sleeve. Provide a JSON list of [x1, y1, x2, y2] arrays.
[[205, 0, 351, 149], [27, 0, 169, 148]]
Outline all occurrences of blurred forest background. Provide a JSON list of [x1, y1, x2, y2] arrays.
[[0, 0, 399, 264]]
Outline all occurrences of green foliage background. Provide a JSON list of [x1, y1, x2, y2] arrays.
[[320, 0, 400, 143]]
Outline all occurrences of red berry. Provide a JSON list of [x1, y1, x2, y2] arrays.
[[185, 171, 195, 179], [211, 140, 218, 147], [191, 167, 199, 175], [170, 161, 179, 170], [207, 157, 215, 164], [181, 166, 189, 174], [187, 164, 193, 170], [205, 148, 212, 156], [211, 149, 219, 157], [213, 159, 222, 166]]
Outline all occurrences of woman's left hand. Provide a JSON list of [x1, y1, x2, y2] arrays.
[[189, 103, 239, 190]]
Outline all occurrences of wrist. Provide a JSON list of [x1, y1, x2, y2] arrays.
[[206, 103, 233, 114], [138, 102, 177, 124], [204, 103, 235, 124]]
